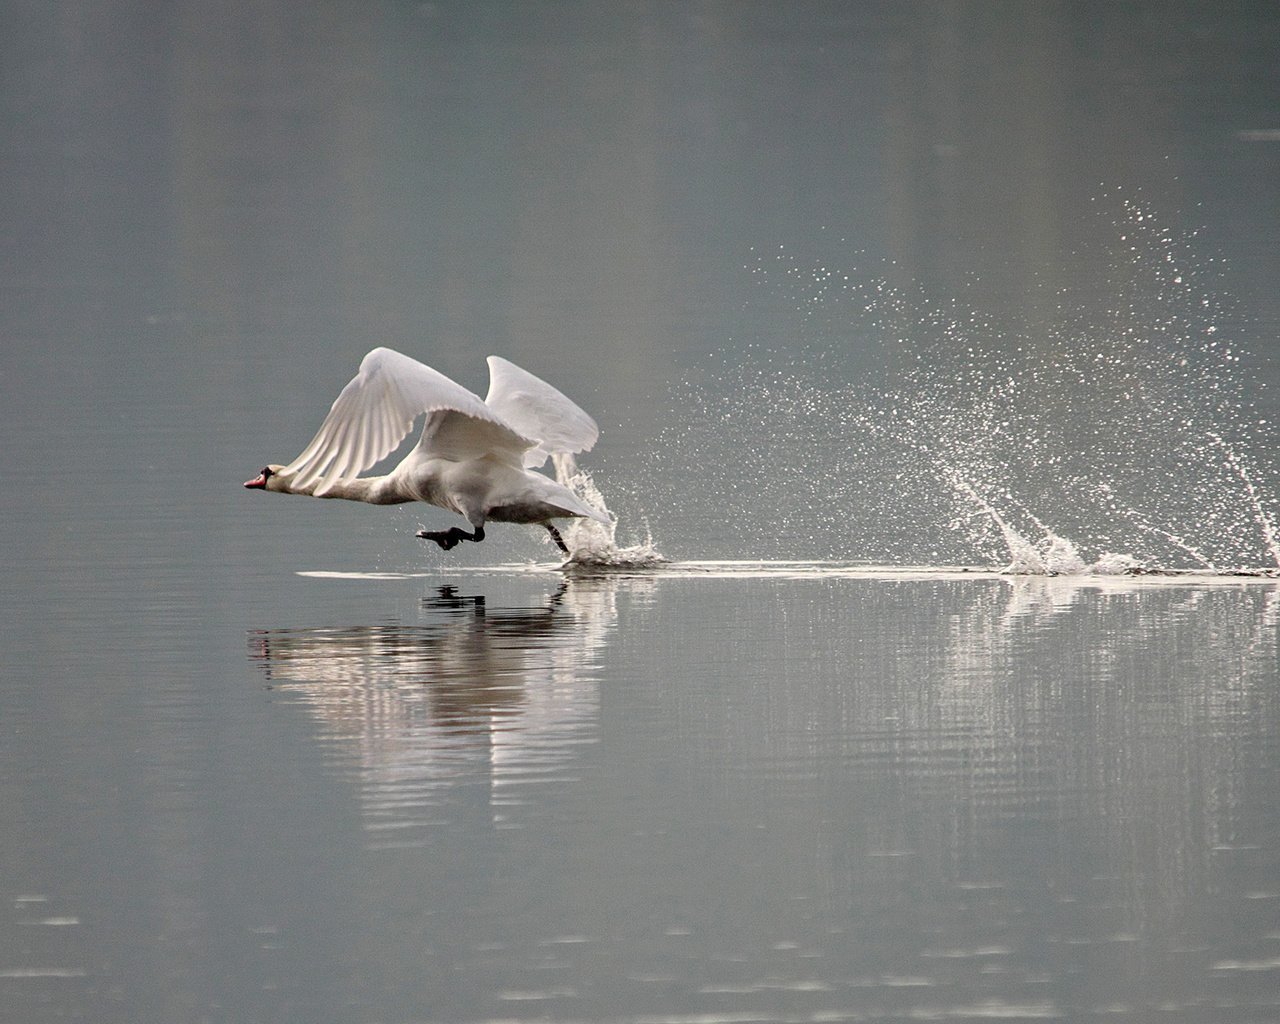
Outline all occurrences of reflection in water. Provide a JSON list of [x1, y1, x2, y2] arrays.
[[244, 574, 1280, 1020], [927, 580, 1280, 888], [619, 577, 1280, 1021], [249, 580, 628, 849]]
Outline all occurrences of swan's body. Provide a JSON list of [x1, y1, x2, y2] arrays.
[[245, 348, 608, 553]]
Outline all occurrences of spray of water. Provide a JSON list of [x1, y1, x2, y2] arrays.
[[1078, 481, 1218, 571], [552, 454, 668, 569], [630, 194, 1278, 574], [1207, 433, 1280, 568]]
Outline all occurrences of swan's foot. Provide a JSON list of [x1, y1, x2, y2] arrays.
[[417, 526, 485, 551], [546, 524, 569, 555]]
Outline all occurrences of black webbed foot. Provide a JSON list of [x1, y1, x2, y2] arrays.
[[417, 526, 485, 551], [421, 530, 459, 551]]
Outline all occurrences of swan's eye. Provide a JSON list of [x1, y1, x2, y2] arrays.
[[261, 466, 274, 479]]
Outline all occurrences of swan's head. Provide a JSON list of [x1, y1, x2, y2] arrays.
[[244, 465, 287, 491]]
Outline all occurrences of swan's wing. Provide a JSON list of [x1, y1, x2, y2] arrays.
[[484, 355, 600, 469], [284, 347, 534, 494], [416, 407, 536, 463]]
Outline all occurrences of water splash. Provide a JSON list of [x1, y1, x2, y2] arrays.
[[635, 195, 1278, 574], [940, 468, 1090, 574], [941, 468, 1046, 574], [1080, 481, 1217, 571], [552, 454, 668, 570], [1208, 432, 1280, 567]]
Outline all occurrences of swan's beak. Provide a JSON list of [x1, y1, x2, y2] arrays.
[[244, 473, 268, 489]]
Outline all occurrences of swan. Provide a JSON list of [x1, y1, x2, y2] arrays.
[[244, 347, 608, 554]]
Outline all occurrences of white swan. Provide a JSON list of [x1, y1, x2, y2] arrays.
[[244, 347, 608, 553]]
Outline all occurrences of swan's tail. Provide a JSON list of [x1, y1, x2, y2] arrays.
[[555, 493, 611, 525]]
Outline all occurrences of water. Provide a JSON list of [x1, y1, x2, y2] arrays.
[[7, 570, 1279, 1022], [4, 3, 1280, 1022]]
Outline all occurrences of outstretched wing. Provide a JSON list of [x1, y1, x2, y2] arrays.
[[284, 347, 535, 494], [484, 355, 600, 469]]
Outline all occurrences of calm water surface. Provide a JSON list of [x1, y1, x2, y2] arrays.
[[5, 2, 1280, 1022], [4, 562, 1279, 1022]]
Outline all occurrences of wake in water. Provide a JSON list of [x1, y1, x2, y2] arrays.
[[626, 194, 1279, 576]]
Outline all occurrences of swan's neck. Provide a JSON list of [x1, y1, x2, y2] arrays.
[[274, 472, 409, 505]]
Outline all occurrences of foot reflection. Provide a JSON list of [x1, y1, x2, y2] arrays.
[[248, 579, 629, 845]]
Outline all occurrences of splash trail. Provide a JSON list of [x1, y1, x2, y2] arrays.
[[628, 195, 1278, 574]]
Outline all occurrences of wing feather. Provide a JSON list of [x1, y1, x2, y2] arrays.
[[484, 356, 600, 469], [284, 347, 535, 494], [350, 409, 372, 478]]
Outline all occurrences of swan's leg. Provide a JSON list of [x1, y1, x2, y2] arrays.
[[545, 524, 569, 555], [417, 526, 485, 550]]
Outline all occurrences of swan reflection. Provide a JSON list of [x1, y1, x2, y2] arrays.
[[838, 577, 1280, 922], [249, 578, 630, 847]]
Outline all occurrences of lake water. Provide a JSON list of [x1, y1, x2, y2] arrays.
[[4, 3, 1280, 1023], [4, 563, 1280, 1022]]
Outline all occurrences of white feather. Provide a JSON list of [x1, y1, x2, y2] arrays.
[[284, 347, 534, 495], [484, 355, 600, 468]]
